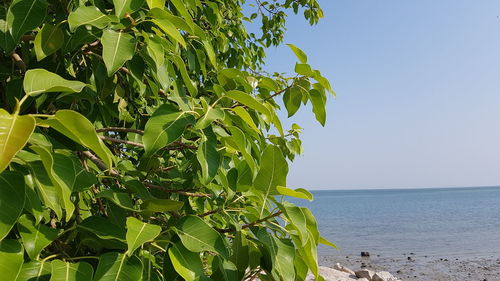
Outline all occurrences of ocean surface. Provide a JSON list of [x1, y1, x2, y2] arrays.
[[294, 186, 500, 258]]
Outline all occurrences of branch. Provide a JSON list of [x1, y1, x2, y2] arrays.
[[217, 211, 283, 233], [198, 209, 219, 217], [11, 52, 26, 72], [96, 127, 144, 135], [81, 151, 119, 176], [99, 136, 196, 150], [265, 85, 292, 101], [144, 182, 212, 198], [100, 136, 144, 147]]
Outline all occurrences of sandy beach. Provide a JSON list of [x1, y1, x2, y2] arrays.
[[320, 254, 500, 281]]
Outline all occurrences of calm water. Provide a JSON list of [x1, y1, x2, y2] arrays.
[[294, 186, 500, 258]]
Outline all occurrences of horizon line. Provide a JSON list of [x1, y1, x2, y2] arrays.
[[308, 185, 500, 192]]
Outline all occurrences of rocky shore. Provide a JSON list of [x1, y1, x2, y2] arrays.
[[305, 264, 400, 281], [316, 253, 500, 281]]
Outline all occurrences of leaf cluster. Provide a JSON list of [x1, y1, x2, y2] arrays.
[[0, 0, 335, 280]]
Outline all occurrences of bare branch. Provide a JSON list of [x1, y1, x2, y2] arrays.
[[96, 127, 144, 135], [144, 182, 212, 198], [81, 151, 119, 177], [217, 211, 283, 233]]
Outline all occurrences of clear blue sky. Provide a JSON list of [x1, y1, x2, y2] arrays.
[[255, 0, 500, 189]]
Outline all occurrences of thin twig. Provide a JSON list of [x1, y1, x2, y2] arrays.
[[217, 211, 283, 233], [198, 209, 219, 217], [265, 85, 292, 101], [81, 151, 119, 176], [144, 182, 212, 198], [99, 136, 196, 150], [100, 136, 144, 147], [96, 127, 144, 135]]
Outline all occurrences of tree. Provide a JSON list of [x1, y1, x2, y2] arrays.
[[0, 0, 335, 280]]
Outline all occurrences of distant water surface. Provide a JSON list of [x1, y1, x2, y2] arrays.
[[294, 187, 500, 258]]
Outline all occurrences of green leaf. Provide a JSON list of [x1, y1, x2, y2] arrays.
[[254, 146, 288, 216], [196, 127, 220, 184], [7, 0, 47, 42], [50, 260, 94, 281], [96, 189, 136, 211], [224, 90, 270, 118], [319, 236, 337, 249], [101, 29, 136, 76], [276, 186, 313, 201], [142, 104, 195, 157], [176, 215, 229, 259], [168, 242, 204, 281], [141, 199, 184, 212], [0, 240, 23, 280], [231, 106, 260, 134], [230, 232, 249, 277], [151, 17, 186, 48], [202, 39, 217, 68], [0, 16, 16, 52], [283, 86, 303, 117], [295, 63, 313, 76], [17, 215, 60, 260], [23, 69, 86, 97], [0, 109, 35, 172], [0, 171, 26, 240], [309, 88, 326, 126], [195, 99, 225, 129], [169, 0, 195, 31], [94, 252, 143, 281], [257, 230, 295, 281], [171, 54, 197, 95], [34, 23, 64, 61], [113, 0, 145, 18], [28, 161, 63, 218], [280, 202, 309, 247], [68, 6, 113, 32], [287, 43, 308, 63], [145, 35, 164, 69], [125, 217, 161, 256], [17, 260, 52, 281], [146, 0, 165, 9], [78, 216, 126, 241], [30, 147, 75, 221], [42, 110, 114, 169], [23, 176, 45, 224]]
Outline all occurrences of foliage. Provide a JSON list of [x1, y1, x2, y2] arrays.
[[0, 0, 335, 280]]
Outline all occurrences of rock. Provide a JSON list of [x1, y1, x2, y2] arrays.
[[305, 266, 358, 281], [361, 251, 370, 257], [358, 279, 370, 281], [355, 269, 376, 280], [373, 271, 398, 281], [333, 263, 355, 276]]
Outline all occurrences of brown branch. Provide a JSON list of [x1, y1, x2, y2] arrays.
[[21, 34, 35, 41], [100, 136, 144, 147], [144, 182, 212, 198], [96, 127, 144, 135], [265, 85, 292, 101], [198, 209, 219, 217], [217, 210, 283, 233], [81, 151, 119, 176], [159, 166, 175, 172], [11, 52, 26, 72], [99, 136, 196, 150]]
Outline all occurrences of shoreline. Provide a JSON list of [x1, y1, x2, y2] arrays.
[[318, 254, 500, 281]]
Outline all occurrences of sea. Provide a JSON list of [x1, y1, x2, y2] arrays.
[[293, 186, 500, 258]]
